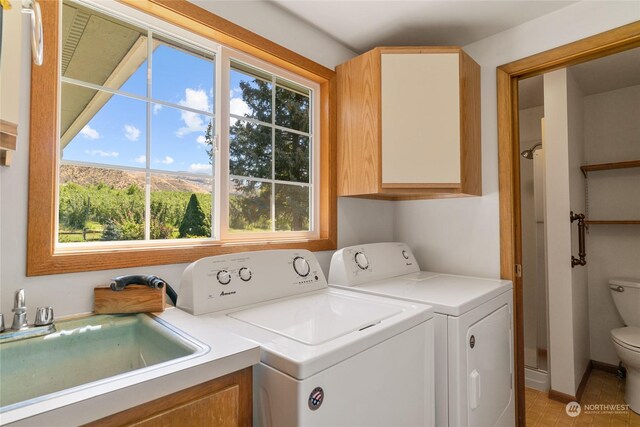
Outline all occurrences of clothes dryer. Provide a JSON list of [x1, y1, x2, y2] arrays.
[[329, 242, 514, 427]]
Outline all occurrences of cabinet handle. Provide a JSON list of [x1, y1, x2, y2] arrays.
[[22, 0, 43, 66]]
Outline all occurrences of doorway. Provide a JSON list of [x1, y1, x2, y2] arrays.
[[496, 22, 640, 426]]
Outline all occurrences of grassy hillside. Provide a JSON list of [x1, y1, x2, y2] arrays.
[[58, 165, 212, 242]]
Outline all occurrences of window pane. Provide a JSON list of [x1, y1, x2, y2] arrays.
[[151, 174, 213, 239], [229, 120, 272, 179], [275, 85, 309, 133], [275, 184, 310, 232], [230, 67, 272, 123], [151, 103, 213, 175], [61, 1, 147, 96], [61, 83, 146, 168], [229, 179, 271, 232], [275, 129, 309, 183], [152, 38, 214, 111], [58, 164, 145, 242]]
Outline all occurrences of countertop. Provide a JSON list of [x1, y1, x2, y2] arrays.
[[1, 307, 260, 426]]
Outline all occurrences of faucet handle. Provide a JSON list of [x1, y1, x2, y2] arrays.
[[13, 289, 26, 312], [34, 306, 54, 326], [0, 314, 5, 332]]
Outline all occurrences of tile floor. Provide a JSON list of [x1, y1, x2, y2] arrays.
[[526, 369, 640, 426]]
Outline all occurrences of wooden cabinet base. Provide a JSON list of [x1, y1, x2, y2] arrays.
[[85, 368, 252, 427]]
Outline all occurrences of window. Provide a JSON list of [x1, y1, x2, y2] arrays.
[[27, 0, 336, 275], [56, 0, 319, 246], [226, 60, 314, 237]]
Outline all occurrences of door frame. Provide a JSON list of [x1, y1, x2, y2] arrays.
[[496, 21, 640, 426]]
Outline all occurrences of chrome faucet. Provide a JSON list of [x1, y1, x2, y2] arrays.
[[12, 289, 28, 330], [0, 289, 55, 343]]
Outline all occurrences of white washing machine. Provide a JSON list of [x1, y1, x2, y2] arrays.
[[178, 249, 435, 427], [329, 242, 514, 427]]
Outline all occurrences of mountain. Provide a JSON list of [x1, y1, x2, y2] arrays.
[[59, 164, 211, 193]]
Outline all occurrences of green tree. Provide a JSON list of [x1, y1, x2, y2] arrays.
[[150, 199, 174, 239], [179, 193, 210, 238], [59, 183, 91, 229], [101, 219, 121, 241], [208, 77, 310, 232]]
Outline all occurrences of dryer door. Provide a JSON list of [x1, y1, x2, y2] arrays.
[[466, 302, 512, 426], [448, 291, 514, 427]]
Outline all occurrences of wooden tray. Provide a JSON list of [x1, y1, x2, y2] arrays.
[[94, 285, 165, 314]]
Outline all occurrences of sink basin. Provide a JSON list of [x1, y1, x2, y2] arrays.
[[0, 313, 208, 412]]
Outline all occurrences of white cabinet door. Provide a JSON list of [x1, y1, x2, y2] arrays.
[[381, 53, 460, 186]]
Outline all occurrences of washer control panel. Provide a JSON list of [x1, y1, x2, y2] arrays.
[[179, 250, 326, 315], [328, 242, 420, 286]]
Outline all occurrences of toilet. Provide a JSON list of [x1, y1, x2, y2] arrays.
[[610, 278, 640, 414]]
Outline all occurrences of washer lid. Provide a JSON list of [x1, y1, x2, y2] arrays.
[[612, 327, 640, 348], [334, 272, 512, 316], [228, 292, 402, 345]]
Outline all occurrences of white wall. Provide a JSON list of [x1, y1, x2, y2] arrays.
[[394, 1, 640, 279], [0, 1, 397, 317], [584, 85, 640, 365], [0, 5, 21, 124], [190, 1, 354, 70], [567, 70, 590, 390], [544, 69, 577, 395]]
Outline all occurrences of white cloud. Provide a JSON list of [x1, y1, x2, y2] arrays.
[[159, 156, 174, 165], [134, 155, 146, 164], [85, 149, 119, 157], [230, 97, 251, 118], [153, 104, 163, 115], [124, 124, 141, 142], [79, 125, 100, 140], [196, 135, 207, 146], [176, 88, 211, 137], [189, 163, 212, 174]]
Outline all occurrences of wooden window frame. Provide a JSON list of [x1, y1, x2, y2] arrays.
[[27, 0, 337, 276], [496, 21, 640, 426]]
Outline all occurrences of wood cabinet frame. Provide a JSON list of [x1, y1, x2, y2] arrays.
[[337, 46, 481, 200], [496, 21, 640, 426], [85, 367, 252, 426], [27, 0, 337, 276]]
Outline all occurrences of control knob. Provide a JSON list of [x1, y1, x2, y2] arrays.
[[217, 270, 231, 285], [402, 250, 410, 260], [293, 256, 311, 277], [239, 267, 252, 282], [354, 252, 369, 270]]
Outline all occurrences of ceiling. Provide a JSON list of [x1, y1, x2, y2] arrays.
[[519, 46, 640, 110], [269, 0, 576, 53]]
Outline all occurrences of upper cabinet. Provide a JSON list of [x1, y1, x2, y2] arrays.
[[337, 47, 481, 200]]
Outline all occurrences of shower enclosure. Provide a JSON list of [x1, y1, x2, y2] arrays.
[[518, 86, 550, 390]]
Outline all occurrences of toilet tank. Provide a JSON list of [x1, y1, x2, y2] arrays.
[[610, 278, 640, 327]]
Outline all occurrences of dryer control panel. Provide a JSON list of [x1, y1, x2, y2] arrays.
[[178, 249, 326, 315], [329, 242, 421, 286]]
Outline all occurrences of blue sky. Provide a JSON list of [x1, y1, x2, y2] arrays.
[[63, 43, 221, 175], [61, 42, 309, 179]]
